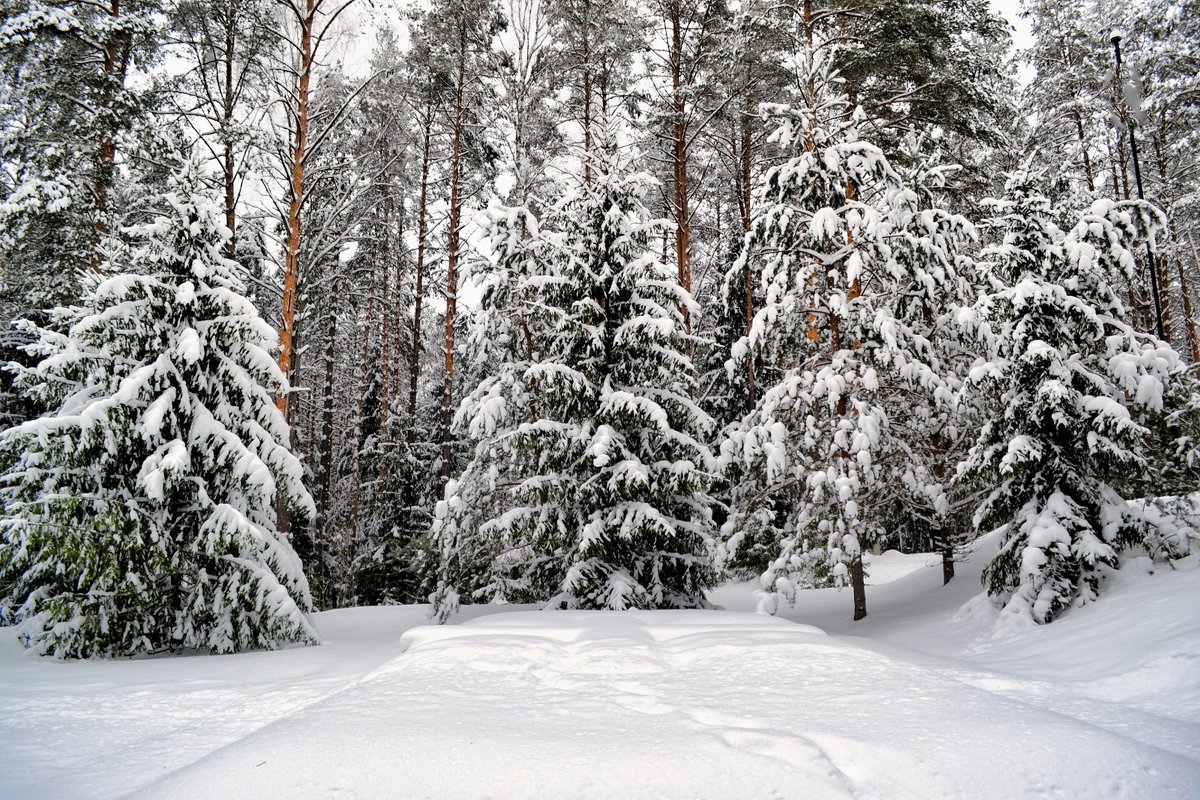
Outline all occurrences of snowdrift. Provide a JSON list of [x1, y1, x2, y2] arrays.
[[1, 540, 1197, 798]]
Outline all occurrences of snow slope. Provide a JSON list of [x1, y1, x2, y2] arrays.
[[1, 540, 1198, 799]]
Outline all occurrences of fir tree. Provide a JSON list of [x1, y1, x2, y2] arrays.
[[960, 170, 1191, 624], [0, 161, 317, 657]]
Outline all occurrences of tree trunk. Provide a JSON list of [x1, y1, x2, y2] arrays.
[[931, 430, 953, 584], [277, 321, 303, 539], [441, 20, 469, 483], [409, 102, 435, 425], [740, 101, 755, 405], [581, 11, 593, 185], [350, 250, 378, 537], [277, 0, 316, 419], [222, 8, 238, 259], [1071, 108, 1095, 193], [843, 176, 866, 620], [90, 0, 133, 271], [317, 292, 338, 540], [669, 5, 692, 332], [1186, 231, 1200, 363], [379, 199, 393, 431], [850, 553, 867, 621]]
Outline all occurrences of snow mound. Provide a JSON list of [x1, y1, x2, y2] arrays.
[[860, 548, 938, 584], [2, 547, 1199, 799], [401, 609, 825, 651]]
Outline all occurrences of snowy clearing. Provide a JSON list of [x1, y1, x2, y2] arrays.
[[2, 540, 1198, 799]]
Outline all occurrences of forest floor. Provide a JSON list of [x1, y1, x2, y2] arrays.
[[2, 537, 1199, 799]]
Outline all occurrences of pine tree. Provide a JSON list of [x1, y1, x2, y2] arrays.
[[883, 135, 983, 583], [431, 201, 551, 612], [960, 170, 1190, 624], [1020, 0, 1107, 196], [434, 126, 719, 616], [0, 0, 166, 274], [0, 161, 317, 657], [831, 0, 1006, 148], [721, 38, 971, 620], [171, 0, 277, 260]]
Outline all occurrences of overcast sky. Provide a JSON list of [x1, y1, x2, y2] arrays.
[[335, 0, 1039, 79], [992, 0, 1035, 50]]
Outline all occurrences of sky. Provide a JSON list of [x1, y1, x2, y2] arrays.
[[337, 0, 1040, 80], [992, 0, 1035, 51]]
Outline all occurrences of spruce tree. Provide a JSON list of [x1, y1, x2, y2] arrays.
[[0, 0, 169, 428], [960, 170, 1190, 624], [0, 161, 317, 657], [434, 125, 718, 616]]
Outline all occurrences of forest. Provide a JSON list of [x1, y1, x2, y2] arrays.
[[0, 0, 1198, 659]]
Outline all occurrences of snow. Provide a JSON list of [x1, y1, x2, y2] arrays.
[[2, 540, 1199, 798]]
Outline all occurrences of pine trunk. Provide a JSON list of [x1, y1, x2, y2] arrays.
[[277, 0, 316, 418], [317, 297, 338, 543], [276, 322, 303, 539], [90, 0, 133, 272], [1186, 231, 1200, 363], [222, 9, 238, 259], [409, 104, 435, 425], [740, 100, 755, 404], [669, 7, 692, 333], [1071, 108, 1095, 193], [843, 177, 867, 619], [441, 21, 469, 483], [931, 431, 952, 584], [350, 250, 378, 537], [582, 17, 592, 185], [379, 198, 393, 431], [850, 554, 867, 621]]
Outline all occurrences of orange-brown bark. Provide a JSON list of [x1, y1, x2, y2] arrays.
[[277, 0, 317, 417]]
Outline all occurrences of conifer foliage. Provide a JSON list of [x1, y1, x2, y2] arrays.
[[960, 171, 1190, 624], [722, 41, 972, 620], [435, 129, 719, 615], [0, 162, 318, 657]]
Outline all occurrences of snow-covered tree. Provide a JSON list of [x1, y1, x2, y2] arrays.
[[434, 127, 719, 616], [721, 39, 973, 620], [0, 0, 171, 429], [878, 136, 983, 583], [0, 161, 318, 657], [959, 170, 1191, 624], [430, 200, 549, 612]]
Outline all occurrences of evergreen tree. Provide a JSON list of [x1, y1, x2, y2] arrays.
[[960, 170, 1191, 624], [434, 126, 719, 616], [432, 201, 551, 612], [1020, 0, 1107, 197], [0, 0, 169, 427], [833, 0, 1007, 148], [170, 0, 277, 260], [882, 135, 984, 582], [722, 38, 971, 620], [0, 161, 317, 657]]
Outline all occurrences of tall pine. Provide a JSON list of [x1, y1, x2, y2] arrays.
[[722, 36, 972, 620]]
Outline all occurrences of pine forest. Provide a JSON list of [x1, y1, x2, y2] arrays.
[[2, 0, 1200, 652], [4, 0, 1200, 795]]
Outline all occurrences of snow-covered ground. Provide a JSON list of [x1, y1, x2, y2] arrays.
[[2, 540, 1199, 799]]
